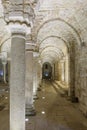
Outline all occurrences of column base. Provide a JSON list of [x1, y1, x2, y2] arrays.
[[33, 95, 39, 100], [26, 107, 36, 116], [37, 87, 41, 91], [67, 96, 79, 103], [71, 97, 79, 103], [39, 83, 42, 87]]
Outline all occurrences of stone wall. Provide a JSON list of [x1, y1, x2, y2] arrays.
[[75, 46, 87, 116]]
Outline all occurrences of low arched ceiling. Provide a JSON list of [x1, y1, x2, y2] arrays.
[[39, 36, 68, 55], [40, 45, 65, 65], [34, 0, 87, 66], [0, 0, 87, 62], [37, 19, 81, 48], [42, 60, 53, 66], [34, 0, 87, 46], [40, 46, 64, 57], [41, 55, 55, 65], [37, 19, 78, 64], [1, 38, 11, 58], [40, 46, 64, 59]]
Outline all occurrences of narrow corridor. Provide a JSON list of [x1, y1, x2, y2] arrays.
[[26, 80, 87, 130]]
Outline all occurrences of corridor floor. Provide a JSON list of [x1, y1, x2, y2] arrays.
[[26, 80, 87, 130], [0, 81, 87, 130]]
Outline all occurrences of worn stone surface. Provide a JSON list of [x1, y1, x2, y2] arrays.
[[10, 36, 25, 130], [25, 50, 35, 116], [26, 80, 87, 130]]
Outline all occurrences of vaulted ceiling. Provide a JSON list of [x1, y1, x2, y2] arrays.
[[0, 0, 87, 64], [33, 0, 87, 64]]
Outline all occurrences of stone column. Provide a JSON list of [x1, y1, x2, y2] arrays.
[[37, 61, 42, 89], [61, 60, 65, 82], [52, 63, 55, 80], [7, 60, 10, 84], [58, 62, 61, 81], [10, 32, 26, 130], [2, 0, 34, 130], [1, 51, 7, 84], [65, 56, 69, 85], [25, 43, 36, 116], [33, 52, 39, 99], [54, 61, 58, 80]]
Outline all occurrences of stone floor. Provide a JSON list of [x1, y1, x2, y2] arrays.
[[0, 81, 87, 130], [0, 84, 9, 130], [26, 80, 87, 130]]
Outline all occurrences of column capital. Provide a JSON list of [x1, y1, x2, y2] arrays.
[[2, 0, 35, 35], [60, 59, 65, 63], [26, 42, 37, 52], [33, 51, 39, 58], [8, 23, 31, 37], [26, 43, 36, 52], [26, 34, 39, 51]]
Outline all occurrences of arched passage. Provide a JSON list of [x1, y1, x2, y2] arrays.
[[37, 18, 81, 101], [42, 62, 52, 80]]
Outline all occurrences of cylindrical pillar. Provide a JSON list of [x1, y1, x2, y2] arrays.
[[52, 64, 55, 80], [37, 62, 42, 89], [58, 62, 61, 81], [61, 60, 65, 82], [65, 56, 69, 85], [25, 50, 36, 116], [54, 62, 58, 80], [2, 0, 34, 129], [33, 57, 38, 99], [10, 33, 25, 130]]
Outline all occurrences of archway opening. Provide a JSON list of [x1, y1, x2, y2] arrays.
[[42, 62, 52, 80]]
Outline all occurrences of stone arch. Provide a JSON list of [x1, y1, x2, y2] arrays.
[[40, 46, 64, 58], [36, 18, 82, 46], [37, 18, 81, 101], [39, 36, 69, 57], [0, 37, 11, 59], [39, 35, 69, 53]]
